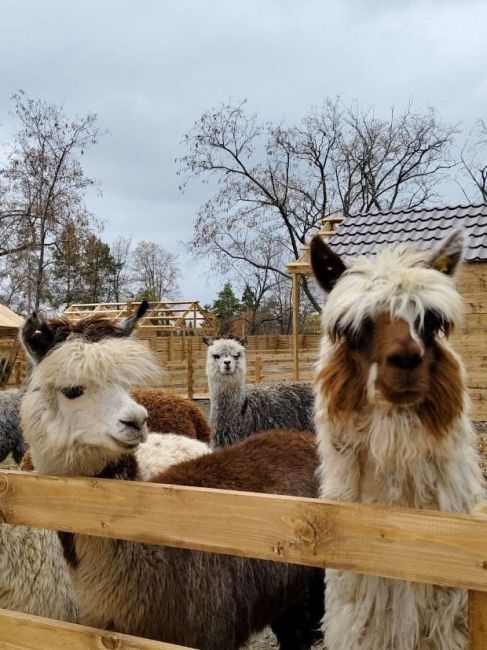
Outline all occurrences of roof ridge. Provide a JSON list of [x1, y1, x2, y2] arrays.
[[349, 202, 487, 219]]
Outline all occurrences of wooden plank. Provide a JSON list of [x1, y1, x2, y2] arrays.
[[0, 608, 192, 650], [2, 472, 487, 592], [469, 590, 487, 649]]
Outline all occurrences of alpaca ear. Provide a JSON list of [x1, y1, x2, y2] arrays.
[[202, 337, 213, 346], [21, 313, 56, 362], [428, 229, 466, 276], [122, 301, 149, 335], [237, 337, 247, 346], [310, 235, 347, 293]]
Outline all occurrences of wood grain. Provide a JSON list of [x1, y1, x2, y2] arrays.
[[0, 608, 192, 650], [2, 471, 487, 592]]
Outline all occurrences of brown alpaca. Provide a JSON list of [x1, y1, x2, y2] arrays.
[[131, 387, 211, 442]]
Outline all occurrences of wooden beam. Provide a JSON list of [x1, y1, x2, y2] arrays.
[[0, 608, 192, 650], [2, 471, 487, 592], [292, 272, 300, 380]]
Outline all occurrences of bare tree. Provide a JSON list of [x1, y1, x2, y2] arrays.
[[459, 119, 487, 202], [109, 237, 133, 302], [0, 90, 102, 310], [180, 98, 457, 312], [131, 241, 180, 301]]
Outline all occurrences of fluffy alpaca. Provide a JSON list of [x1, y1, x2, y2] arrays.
[[131, 387, 211, 442], [204, 337, 315, 447], [0, 525, 78, 622], [19, 308, 323, 650], [6, 385, 211, 470], [310, 230, 485, 650], [0, 388, 26, 464]]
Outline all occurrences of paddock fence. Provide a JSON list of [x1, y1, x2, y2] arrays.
[[1, 470, 487, 648]]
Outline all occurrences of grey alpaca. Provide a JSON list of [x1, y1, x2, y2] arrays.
[[204, 337, 316, 447], [0, 388, 24, 464]]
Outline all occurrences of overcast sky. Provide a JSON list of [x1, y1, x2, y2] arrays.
[[0, 0, 485, 303]]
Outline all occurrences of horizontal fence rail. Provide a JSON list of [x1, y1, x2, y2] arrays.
[[0, 608, 191, 650], [2, 470, 487, 592], [2, 469, 487, 648]]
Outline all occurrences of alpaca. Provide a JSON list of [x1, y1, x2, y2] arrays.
[[310, 229, 485, 650], [132, 387, 211, 442], [204, 337, 315, 447], [0, 388, 26, 464], [19, 307, 323, 650]]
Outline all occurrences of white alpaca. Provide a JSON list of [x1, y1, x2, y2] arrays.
[[204, 337, 315, 447], [310, 230, 485, 650], [18, 309, 322, 650]]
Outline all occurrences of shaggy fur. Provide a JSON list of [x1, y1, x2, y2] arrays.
[[0, 524, 78, 621], [0, 388, 25, 464], [20, 313, 323, 650], [204, 337, 315, 447], [311, 231, 485, 650], [131, 387, 211, 442]]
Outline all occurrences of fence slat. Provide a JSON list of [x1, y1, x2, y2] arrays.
[[469, 590, 487, 648], [0, 608, 193, 650], [2, 471, 487, 592]]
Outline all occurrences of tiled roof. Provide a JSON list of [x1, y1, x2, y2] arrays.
[[328, 203, 487, 262]]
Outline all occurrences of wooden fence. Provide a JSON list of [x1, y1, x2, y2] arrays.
[[1, 469, 487, 648]]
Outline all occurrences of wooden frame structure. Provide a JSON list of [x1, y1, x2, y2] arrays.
[[286, 215, 344, 379], [0, 469, 487, 648], [0, 305, 24, 388], [63, 300, 216, 335]]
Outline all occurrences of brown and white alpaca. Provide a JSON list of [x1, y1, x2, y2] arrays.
[[19, 307, 323, 650], [310, 230, 485, 650]]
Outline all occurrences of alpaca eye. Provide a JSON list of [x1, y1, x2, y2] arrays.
[[61, 386, 85, 399], [419, 309, 449, 344], [233, 354, 240, 360], [213, 354, 220, 360]]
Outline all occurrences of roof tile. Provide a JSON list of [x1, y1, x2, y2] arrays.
[[329, 203, 487, 261]]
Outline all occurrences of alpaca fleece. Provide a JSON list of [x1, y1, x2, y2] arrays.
[[0, 525, 78, 622], [311, 231, 485, 650], [205, 338, 315, 447], [131, 387, 211, 442], [0, 388, 25, 463]]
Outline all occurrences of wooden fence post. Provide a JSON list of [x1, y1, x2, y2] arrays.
[[168, 334, 173, 363], [187, 340, 194, 400], [255, 356, 262, 383], [469, 590, 487, 648]]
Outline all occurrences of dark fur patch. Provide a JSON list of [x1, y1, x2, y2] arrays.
[[58, 531, 79, 568], [95, 454, 139, 480], [241, 397, 249, 416]]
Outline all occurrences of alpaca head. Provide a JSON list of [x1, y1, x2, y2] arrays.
[[203, 337, 247, 388], [311, 230, 466, 432], [20, 302, 162, 475]]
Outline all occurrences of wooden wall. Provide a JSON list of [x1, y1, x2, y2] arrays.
[[451, 262, 487, 421]]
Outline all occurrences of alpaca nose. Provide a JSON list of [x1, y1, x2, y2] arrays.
[[224, 359, 231, 367], [119, 405, 148, 432], [387, 352, 422, 370]]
